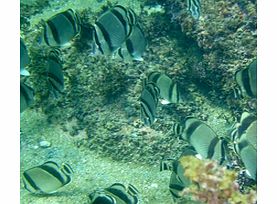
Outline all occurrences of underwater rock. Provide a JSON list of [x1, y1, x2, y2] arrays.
[[39, 140, 52, 148]]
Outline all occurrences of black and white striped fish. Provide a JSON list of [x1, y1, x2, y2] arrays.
[[173, 117, 227, 164], [91, 5, 146, 61], [20, 81, 34, 113], [23, 161, 73, 194], [89, 183, 140, 204], [160, 149, 196, 202], [231, 112, 257, 180], [186, 0, 201, 20], [91, 5, 134, 56], [46, 49, 64, 97], [235, 59, 257, 98], [117, 24, 147, 61], [140, 82, 160, 126], [146, 72, 181, 104], [20, 38, 30, 76], [42, 9, 81, 47]]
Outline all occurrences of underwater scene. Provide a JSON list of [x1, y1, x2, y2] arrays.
[[20, 0, 257, 203]]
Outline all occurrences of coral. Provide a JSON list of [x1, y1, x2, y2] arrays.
[[179, 156, 256, 204]]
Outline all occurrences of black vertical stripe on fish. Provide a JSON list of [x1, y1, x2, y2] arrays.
[[48, 73, 64, 92], [219, 140, 227, 165], [20, 82, 34, 113], [207, 137, 220, 159], [119, 24, 146, 61], [61, 163, 74, 175], [168, 81, 174, 101], [20, 38, 30, 75], [176, 84, 180, 102], [96, 8, 128, 51], [62, 9, 78, 34], [39, 166, 66, 184], [171, 160, 180, 175], [140, 104, 152, 125], [46, 20, 61, 45], [236, 139, 251, 153], [140, 98, 154, 122], [107, 188, 132, 204], [128, 184, 139, 197], [111, 7, 130, 36], [160, 159, 175, 171], [140, 83, 159, 125], [146, 83, 160, 103], [23, 171, 40, 192], [126, 37, 135, 56], [48, 79, 63, 94], [148, 72, 160, 84], [21, 83, 34, 103], [187, 0, 201, 19], [127, 8, 137, 25], [169, 183, 185, 192], [169, 188, 181, 199], [43, 21, 51, 46], [173, 123, 183, 136], [236, 113, 256, 137], [118, 47, 124, 58], [47, 65, 64, 86], [235, 60, 257, 98], [92, 26, 104, 54], [95, 22, 113, 51], [184, 120, 202, 141], [248, 59, 257, 96], [147, 72, 180, 103], [241, 68, 253, 97], [91, 195, 116, 204]]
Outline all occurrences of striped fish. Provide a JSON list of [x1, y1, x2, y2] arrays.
[[173, 118, 227, 164], [140, 82, 160, 126], [232, 112, 257, 180], [146, 72, 181, 104], [47, 49, 64, 97], [235, 59, 257, 98], [20, 81, 34, 113], [186, 0, 201, 20], [23, 161, 73, 194], [89, 183, 140, 204], [160, 149, 195, 202], [43, 9, 81, 47], [91, 5, 134, 56], [117, 24, 147, 61], [20, 38, 30, 76]]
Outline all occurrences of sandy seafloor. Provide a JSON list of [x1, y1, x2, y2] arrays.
[[20, 0, 174, 203], [20, 0, 257, 203], [20, 110, 173, 204]]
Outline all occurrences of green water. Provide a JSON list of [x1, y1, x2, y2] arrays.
[[20, 0, 257, 203]]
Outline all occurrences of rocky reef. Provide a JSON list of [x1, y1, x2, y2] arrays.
[[20, 0, 257, 201]]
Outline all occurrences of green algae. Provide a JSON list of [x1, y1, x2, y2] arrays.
[[20, 0, 257, 203], [20, 110, 174, 204]]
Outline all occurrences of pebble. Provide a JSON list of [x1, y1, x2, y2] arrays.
[[149, 183, 158, 189], [39, 140, 51, 148]]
